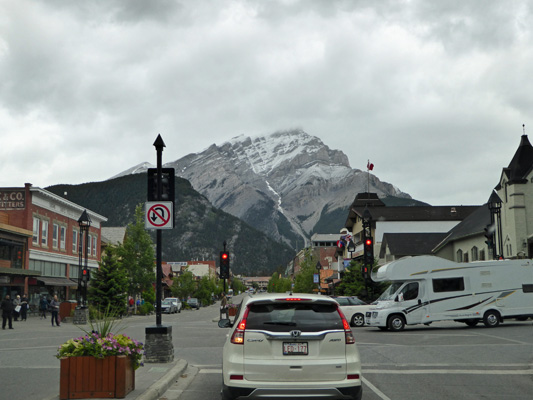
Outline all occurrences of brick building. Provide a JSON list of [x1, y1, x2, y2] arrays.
[[0, 184, 106, 307]]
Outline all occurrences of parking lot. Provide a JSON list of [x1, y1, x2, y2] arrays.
[[354, 320, 533, 400]]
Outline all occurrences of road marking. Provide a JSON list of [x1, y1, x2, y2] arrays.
[[363, 377, 392, 400], [364, 369, 533, 375]]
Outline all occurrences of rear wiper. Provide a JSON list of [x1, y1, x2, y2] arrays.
[[263, 321, 297, 326]]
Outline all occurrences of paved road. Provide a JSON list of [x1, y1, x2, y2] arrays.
[[2, 298, 532, 400], [161, 310, 533, 400]]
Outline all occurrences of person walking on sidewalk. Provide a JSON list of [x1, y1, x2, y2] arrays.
[[13, 294, 21, 321], [50, 295, 60, 327], [220, 292, 228, 320], [20, 294, 28, 321], [39, 296, 48, 319], [1, 294, 14, 329]]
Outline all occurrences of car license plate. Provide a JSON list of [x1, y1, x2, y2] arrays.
[[283, 342, 308, 355]]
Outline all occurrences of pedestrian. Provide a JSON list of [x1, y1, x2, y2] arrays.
[[39, 296, 48, 319], [1, 294, 14, 329], [50, 295, 60, 327], [220, 292, 228, 320], [20, 294, 28, 321], [13, 294, 21, 321]]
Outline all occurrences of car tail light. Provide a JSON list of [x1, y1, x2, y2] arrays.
[[347, 374, 360, 380], [230, 375, 244, 380], [275, 298, 311, 301], [231, 307, 250, 345], [337, 308, 355, 344]]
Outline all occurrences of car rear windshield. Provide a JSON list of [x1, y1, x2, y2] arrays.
[[245, 302, 343, 332]]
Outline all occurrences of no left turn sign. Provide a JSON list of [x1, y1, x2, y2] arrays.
[[145, 201, 174, 229]]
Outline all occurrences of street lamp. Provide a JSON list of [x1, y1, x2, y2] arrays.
[[77, 210, 91, 308], [487, 191, 503, 259]]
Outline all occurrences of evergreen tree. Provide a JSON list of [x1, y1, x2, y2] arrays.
[[118, 204, 156, 299], [88, 245, 129, 315], [337, 260, 388, 302]]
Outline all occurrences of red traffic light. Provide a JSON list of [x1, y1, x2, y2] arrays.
[[365, 239, 372, 246], [82, 269, 88, 276], [221, 252, 229, 260]]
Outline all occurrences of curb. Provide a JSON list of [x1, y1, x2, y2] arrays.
[[136, 359, 188, 400]]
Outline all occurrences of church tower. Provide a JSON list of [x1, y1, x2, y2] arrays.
[[496, 133, 533, 258]]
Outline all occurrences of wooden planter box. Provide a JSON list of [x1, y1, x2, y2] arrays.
[[60, 355, 135, 399], [228, 306, 237, 316]]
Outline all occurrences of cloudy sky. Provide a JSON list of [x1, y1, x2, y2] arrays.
[[1, 0, 531, 206]]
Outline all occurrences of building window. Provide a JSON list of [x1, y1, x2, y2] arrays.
[[456, 249, 463, 263], [88, 234, 92, 255], [471, 246, 478, 261], [41, 220, 49, 247], [92, 236, 97, 256], [60, 226, 66, 250], [480, 249, 486, 261], [52, 223, 59, 248], [72, 229, 78, 253], [463, 252, 469, 263], [32, 217, 40, 245]]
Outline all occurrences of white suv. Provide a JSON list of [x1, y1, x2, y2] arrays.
[[218, 293, 363, 400]]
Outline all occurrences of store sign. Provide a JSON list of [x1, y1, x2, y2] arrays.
[[0, 190, 25, 210], [0, 276, 11, 284]]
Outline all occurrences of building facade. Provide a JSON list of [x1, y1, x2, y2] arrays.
[[0, 184, 106, 307]]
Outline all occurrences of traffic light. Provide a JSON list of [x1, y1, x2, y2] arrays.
[[220, 251, 230, 279], [147, 168, 175, 202], [484, 224, 494, 247], [81, 268, 90, 283], [364, 237, 374, 266]]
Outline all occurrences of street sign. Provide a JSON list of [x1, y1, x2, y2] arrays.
[[145, 202, 174, 229]]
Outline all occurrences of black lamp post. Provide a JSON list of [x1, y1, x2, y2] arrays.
[[77, 210, 91, 308], [488, 191, 503, 259]]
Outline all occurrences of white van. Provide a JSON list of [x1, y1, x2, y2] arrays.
[[365, 256, 533, 331]]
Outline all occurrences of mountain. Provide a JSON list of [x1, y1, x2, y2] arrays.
[[46, 174, 294, 276], [114, 129, 412, 248]]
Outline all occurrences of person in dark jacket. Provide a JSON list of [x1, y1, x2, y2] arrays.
[[1, 294, 14, 329], [20, 294, 28, 321], [39, 296, 48, 319], [50, 295, 60, 327]]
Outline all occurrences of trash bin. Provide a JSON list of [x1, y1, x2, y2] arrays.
[[60, 300, 78, 321]]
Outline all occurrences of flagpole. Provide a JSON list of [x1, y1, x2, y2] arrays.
[[367, 159, 370, 194]]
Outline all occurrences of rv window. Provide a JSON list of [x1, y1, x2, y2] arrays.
[[400, 282, 419, 301], [432, 278, 465, 293], [523, 284, 533, 293]]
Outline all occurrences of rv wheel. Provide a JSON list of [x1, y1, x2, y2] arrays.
[[483, 310, 500, 328], [388, 315, 406, 331], [351, 313, 365, 327]]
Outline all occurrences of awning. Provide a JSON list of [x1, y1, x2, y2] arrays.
[[0, 267, 41, 277], [37, 277, 78, 287]]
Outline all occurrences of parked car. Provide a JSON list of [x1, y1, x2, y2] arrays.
[[187, 298, 200, 310], [161, 298, 177, 314], [330, 296, 373, 327], [165, 297, 182, 313], [218, 292, 362, 400]]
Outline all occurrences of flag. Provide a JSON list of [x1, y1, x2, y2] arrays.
[[367, 161, 374, 171]]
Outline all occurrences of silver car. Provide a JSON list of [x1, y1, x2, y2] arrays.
[[218, 293, 362, 400], [161, 299, 177, 314]]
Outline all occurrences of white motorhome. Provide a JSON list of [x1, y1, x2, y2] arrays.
[[365, 256, 533, 331]]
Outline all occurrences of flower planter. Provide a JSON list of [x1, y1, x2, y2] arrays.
[[60, 355, 135, 399], [228, 306, 237, 316]]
